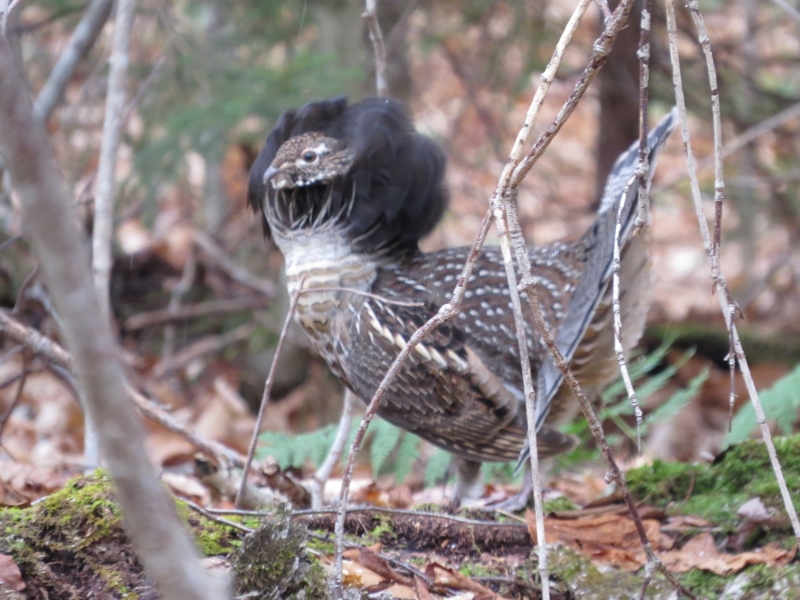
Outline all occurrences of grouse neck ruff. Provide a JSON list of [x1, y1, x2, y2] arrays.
[[274, 226, 379, 335]]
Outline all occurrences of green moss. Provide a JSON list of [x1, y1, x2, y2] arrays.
[[364, 513, 397, 545], [307, 531, 335, 555], [739, 562, 800, 595], [0, 471, 140, 597], [679, 569, 728, 597], [458, 562, 496, 578], [626, 435, 800, 533], [548, 546, 675, 598], [232, 508, 330, 599], [543, 496, 577, 513], [177, 501, 245, 556]]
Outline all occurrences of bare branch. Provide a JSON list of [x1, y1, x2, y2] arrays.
[[499, 1, 694, 595], [489, 4, 592, 595], [0, 307, 247, 469], [363, 0, 388, 97], [235, 287, 302, 508], [666, 0, 800, 543], [33, 0, 114, 122], [153, 322, 254, 379], [124, 295, 271, 331], [194, 230, 276, 297], [93, 0, 138, 318], [0, 37, 228, 599]]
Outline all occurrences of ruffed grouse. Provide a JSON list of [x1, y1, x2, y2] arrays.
[[248, 96, 675, 506]]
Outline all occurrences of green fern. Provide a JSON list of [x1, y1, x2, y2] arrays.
[[424, 449, 453, 488], [724, 362, 800, 448], [564, 340, 707, 455], [392, 432, 422, 484], [257, 416, 424, 483], [257, 424, 340, 468], [369, 418, 403, 477]]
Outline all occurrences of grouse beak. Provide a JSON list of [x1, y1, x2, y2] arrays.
[[263, 165, 291, 190]]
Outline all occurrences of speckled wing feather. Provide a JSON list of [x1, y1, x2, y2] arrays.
[[342, 247, 580, 462]]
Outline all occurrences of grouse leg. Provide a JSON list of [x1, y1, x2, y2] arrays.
[[450, 458, 485, 507]]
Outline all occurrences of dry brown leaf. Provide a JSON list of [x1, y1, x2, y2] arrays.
[[354, 547, 412, 586], [425, 563, 510, 600], [0, 463, 71, 505], [161, 473, 210, 504], [193, 378, 252, 453], [388, 483, 413, 509], [660, 532, 797, 575], [351, 482, 385, 506], [382, 583, 417, 599], [526, 510, 673, 571], [415, 576, 436, 600], [144, 428, 197, 468], [341, 558, 385, 589], [0, 553, 25, 591]]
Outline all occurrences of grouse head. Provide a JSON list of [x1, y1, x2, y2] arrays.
[[248, 96, 449, 256], [263, 132, 355, 190]]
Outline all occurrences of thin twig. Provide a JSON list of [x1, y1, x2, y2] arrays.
[[92, 0, 138, 318], [308, 286, 424, 307], [490, 4, 592, 596], [193, 231, 276, 298], [509, 0, 638, 188], [611, 182, 645, 453], [183, 499, 254, 534], [658, 101, 800, 190], [235, 286, 303, 508], [500, 1, 695, 594], [666, 0, 800, 544], [767, 0, 800, 24], [293, 505, 529, 529], [362, 0, 388, 97], [333, 210, 494, 599], [33, 0, 113, 122], [0, 234, 20, 253], [0, 353, 28, 441], [153, 322, 254, 378], [685, 0, 739, 431], [0, 307, 246, 468], [124, 295, 271, 331]]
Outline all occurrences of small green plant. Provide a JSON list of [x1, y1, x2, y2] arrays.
[[564, 337, 709, 458], [724, 362, 800, 448], [257, 417, 425, 482]]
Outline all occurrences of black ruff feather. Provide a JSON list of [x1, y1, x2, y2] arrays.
[[247, 97, 449, 252]]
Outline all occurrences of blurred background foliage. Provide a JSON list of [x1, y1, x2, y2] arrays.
[[1, 0, 800, 488]]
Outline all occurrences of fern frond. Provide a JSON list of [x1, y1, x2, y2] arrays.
[[393, 432, 422, 483], [370, 419, 403, 477], [725, 362, 800, 448]]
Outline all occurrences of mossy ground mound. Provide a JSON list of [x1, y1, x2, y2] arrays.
[[0, 471, 245, 598], [1, 472, 146, 598], [627, 435, 800, 535]]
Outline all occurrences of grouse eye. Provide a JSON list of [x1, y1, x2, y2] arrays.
[[301, 150, 317, 163]]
